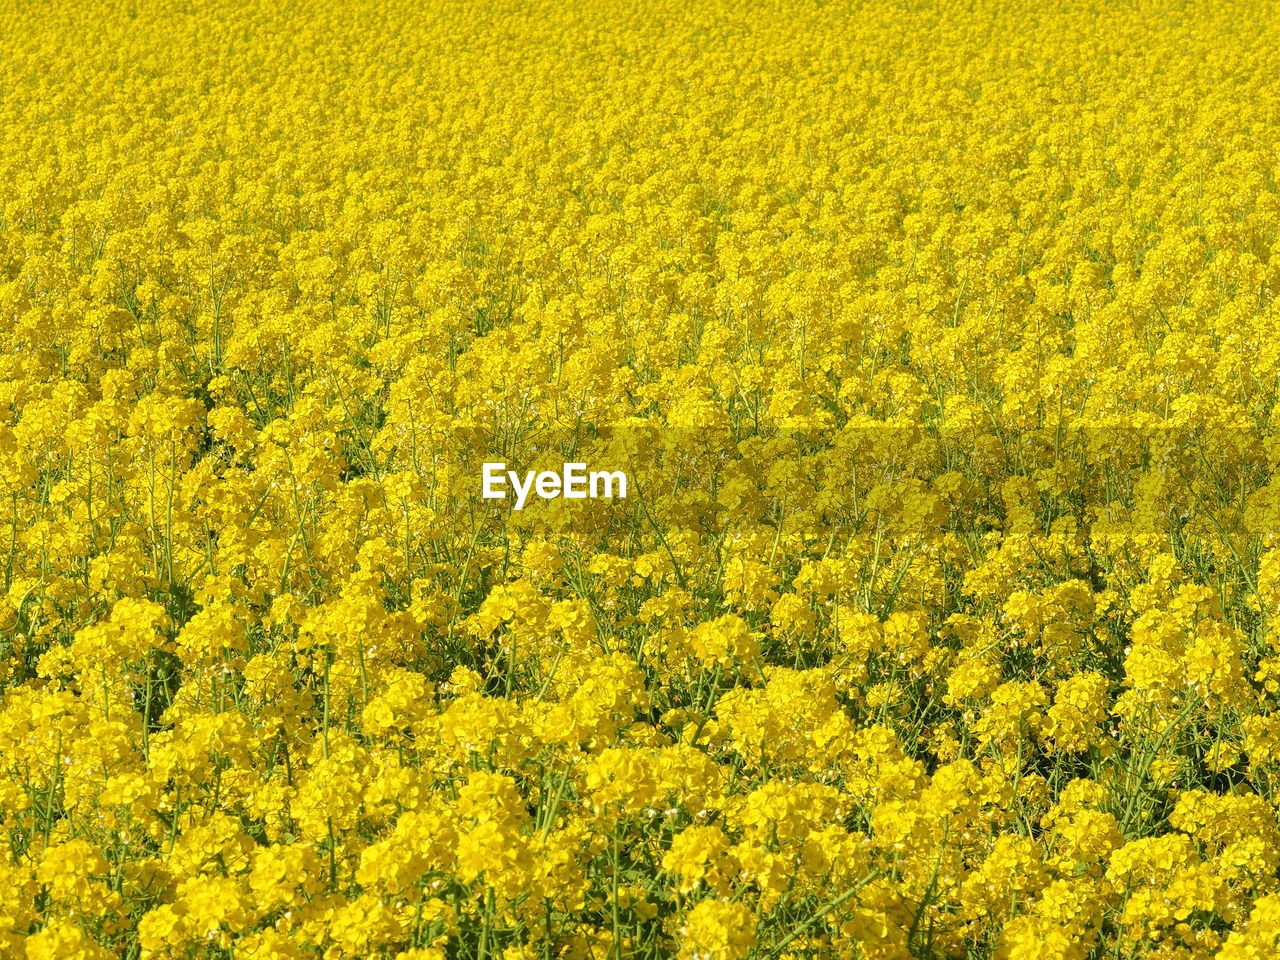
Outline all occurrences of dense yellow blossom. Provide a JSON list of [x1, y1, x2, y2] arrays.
[[1, 0, 1279, 956]]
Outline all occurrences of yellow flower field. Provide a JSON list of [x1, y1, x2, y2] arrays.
[[2, 0, 1280, 956]]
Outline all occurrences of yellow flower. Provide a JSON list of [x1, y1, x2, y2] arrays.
[[678, 900, 757, 960]]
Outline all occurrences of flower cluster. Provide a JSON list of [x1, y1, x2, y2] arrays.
[[1, 0, 1279, 957]]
